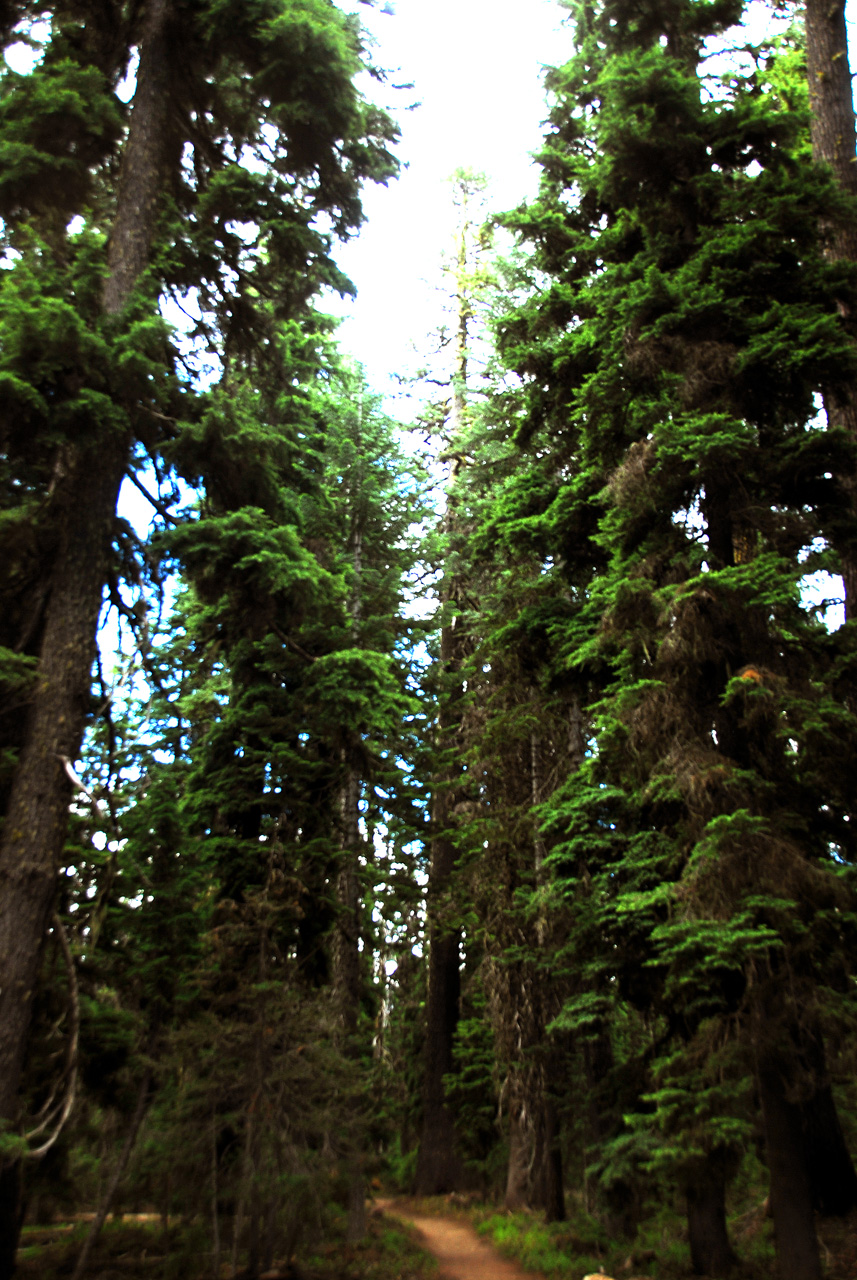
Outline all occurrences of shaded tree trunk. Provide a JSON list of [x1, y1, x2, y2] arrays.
[[333, 761, 362, 1040], [504, 1106, 531, 1211], [413, 915, 464, 1193], [532, 1095, 565, 1223], [332, 506, 366, 1239], [413, 586, 467, 1194], [0, 4, 173, 1271], [685, 1156, 738, 1277], [801, 1079, 857, 1216], [804, 0, 857, 617], [414, 183, 474, 1197], [758, 1059, 823, 1280]]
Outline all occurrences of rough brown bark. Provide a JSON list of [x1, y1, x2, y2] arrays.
[[413, 641, 465, 1193], [0, 5, 174, 1272], [413, 527, 469, 1192], [504, 1107, 531, 1211], [804, 0, 857, 618], [333, 763, 362, 1040], [685, 1157, 738, 1276], [758, 1059, 823, 1280], [333, 763, 366, 1241], [532, 1096, 565, 1223], [0, 436, 128, 1119], [413, 916, 464, 1193], [801, 1079, 857, 1215], [102, 0, 174, 316], [805, 0, 857, 216]]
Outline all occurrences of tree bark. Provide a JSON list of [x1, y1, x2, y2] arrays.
[[413, 578, 467, 1194], [685, 1157, 737, 1277], [801, 1078, 857, 1215], [757, 1059, 823, 1280], [333, 762, 362, 1040], [504, 1106, 531, 1211], [332, 502, 367, 1238], [533, 1096, 565, 1223], [804, 0, 857, 617], [413, 918, 464, 1193], [0, 4, 173, 1271]]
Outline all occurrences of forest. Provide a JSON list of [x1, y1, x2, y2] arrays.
[[2, 0, 857, 1279]]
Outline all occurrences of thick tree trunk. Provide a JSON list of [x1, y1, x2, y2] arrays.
[[415, 526, 466, 1192], [333, 763, 362, 1039], [805, 0, 857, 217], [685, 1157, 737, 1276], [413, 920, 464, 1193], [333, 507, 367, 1239], [804, 0, 857, 617], [757, 1060, 823, 1280], [414, 591, 466, 1193], [533, 1096, 565, 1223], [0, 4, 173, 1272], [414, 680, 465, 1193], [504, 1106, 531, 1211], [0, 437, 128, 1122], [801, 1079, 857, 1215]]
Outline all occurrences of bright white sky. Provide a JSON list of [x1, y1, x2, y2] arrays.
[[328, 0, 568, 400], [332, 0, 857, 406]]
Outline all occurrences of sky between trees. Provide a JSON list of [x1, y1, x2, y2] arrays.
[[331, 0, 857, 404]]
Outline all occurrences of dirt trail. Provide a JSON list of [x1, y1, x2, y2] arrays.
[[375, 1201, 549, 1280]]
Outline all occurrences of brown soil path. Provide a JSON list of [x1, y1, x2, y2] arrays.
[[375, 1200, 551, 1280]]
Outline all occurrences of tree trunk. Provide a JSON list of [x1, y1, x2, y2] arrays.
[[801, 1079, 857, 1215], [794, 1023, 857, 1216], [414, 294, 468, 1192], [413, 586, 466, 1193], [533, 1097, 565, 1223], [332, 502, 367, 1239], [413, 920, 464, 1193], [504, 1106, 531, 1211], [757, 1060, 823, 1280], [333, 762, 362, 1039], [805, 0, 857, 220], [685, 1157, 737, 1276], [0, 4, 173, 1271], [804, 0, 857, 617]]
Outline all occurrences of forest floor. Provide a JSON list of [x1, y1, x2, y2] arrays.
[[377, 1194, 857, 1280], [376, 1200, 549, 1280]]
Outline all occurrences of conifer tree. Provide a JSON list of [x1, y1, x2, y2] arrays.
[[414, 170, 489, 1195], [0, 2, 396, 1268], [494, 1, 857, 1273]]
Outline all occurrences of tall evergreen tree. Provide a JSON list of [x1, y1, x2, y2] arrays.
[[0, 2, 396, 1269], [494, 1, 857, 1274], [414, 170, 489, 1195]]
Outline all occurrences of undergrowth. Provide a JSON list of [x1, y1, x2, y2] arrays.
[[400, 1190, 779, 1279], [16, 1208, 438, 1280]]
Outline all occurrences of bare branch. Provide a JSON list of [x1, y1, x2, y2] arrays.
[[23, 915, 79, 1158], [125, 469, 180, 525]]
